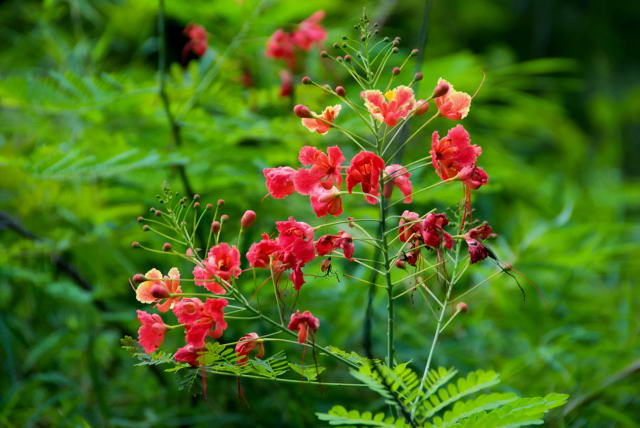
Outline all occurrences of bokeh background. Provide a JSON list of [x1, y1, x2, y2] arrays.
[[1, 0, 639, 426]]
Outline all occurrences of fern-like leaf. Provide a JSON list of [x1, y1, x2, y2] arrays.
[[316, 406, 409, 427]]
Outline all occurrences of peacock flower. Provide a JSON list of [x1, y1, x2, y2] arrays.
[[266, 29, 296, 69], [431, 125, 482, 181], [315, 231, 354, 260], [178, 298, 229, 348], [246, 233, 280, 268], [288, 310, 320, 344], [175, 344, 203, 366], [398, 210, 421, 243], [421, 213, 453, 250], [137, 310, 166, 354], [464, 223, 495, 263], [235, 332, 265, 364], [434, 78, 471, 120], [301, 105, 341, 135], [309, 185, 343, 217], [383, 164, 413, 203], [136, 268, 183, 312], [346, 151, 385, 204], [294, 146, 345, 194], [264, 166, 297, 199], [361, 86, 416, 127], [292, 11, 327, 50], [182, 24, 208, 61]]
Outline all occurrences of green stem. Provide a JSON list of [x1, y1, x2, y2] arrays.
[[205, 368, 366, 387]]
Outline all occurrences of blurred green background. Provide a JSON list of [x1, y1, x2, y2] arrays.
[[1, 0, 639, 426]]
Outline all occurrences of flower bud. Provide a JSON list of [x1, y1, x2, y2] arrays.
[[410, 48, 419, 56], [221, 214, 229, 222], [392, 47, 399, 54], [395, 260, 406, 269], [241, 210, 256, 229], [332, 42, 339, 49], [136, 216, 144, 223], [336, 56, 343, 62], [142, 225, 150, 231], [154, 210, 162, 216], [132, 273, 145, 283], [415, 72, 423, 81], [456, 302, 469, 313], [211, 221, 221, 234], [194, 202, 200, 208], [162, 242, 172, 252], [344, 55, 351, 62], [150, 284, 170, 299], [335, 86, 346, 97], [392, 39, 400, 47], [293, 104, 312, 118], [193, 194, 200, 200], [131, 241, 140, 248], [392, 67, 401, 75], [320, 50, 328, 58], [415, 100, 429, 116], [217, 199, 225, 206], [301, 76, 312, 85], [433, 80, 450, 98], [206, 203, 213, 210], [186, 248, 193, 256]]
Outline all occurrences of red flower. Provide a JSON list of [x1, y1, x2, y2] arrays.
[[193, 243, 241, 293], [292, 11, 327, 50], [361, 86, 416, 127], [266, 29, 296, 69], [383, 164, 413, 203], [276, 217, 316, 263], [464, 223, 495, 263], [460, 166, 489, 190], [309, 185, 342, 217], [135, 267, 182, 312], [182, 24, 208, 62], [137, 310, 166, 354], [264, 166, 297, 199], [346, 151, 385, 204], [180, 298, 229, 348], [434, 78, 471, 120], [246, 233, 280, 268], [301, 105, 341, 135], [294, 145, 345, 194], [315, 231, 354, 260], [235, 332, 265, 364], [398, 210, 421, 243], [421, 213, 453, 249], [431, 125, 482, 181], [279, 69, 293, 97], [173, 298, 204, 325], [175, 344, 203, 366], [288, 310, 320, 344]]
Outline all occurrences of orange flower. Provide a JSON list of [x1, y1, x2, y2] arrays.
[[434, 78, 471, 120], [361, 86, 416, 127], [135, 268, 182, 312], [301, 105, 341, 134]]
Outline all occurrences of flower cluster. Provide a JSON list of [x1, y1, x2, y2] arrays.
[[182, 23, 208, 63]]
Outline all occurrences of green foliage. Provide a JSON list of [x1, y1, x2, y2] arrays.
[[317, 363, 568, 427]]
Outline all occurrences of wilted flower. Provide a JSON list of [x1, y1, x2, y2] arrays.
[[288, 310, 320, 343]]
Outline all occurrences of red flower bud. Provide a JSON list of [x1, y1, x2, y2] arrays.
[[415, 100, 429, 116], [193, 202, 200, 208], [433, 80, 450, 98], [131, 241, 140, 248], [162, 243, 172, 252], [395, 260, 406, 269], [293, 104, 313, 118], [193, 194, 200, 200], [410, 48, 419, 56], [154, 210, 162, 216], [241, 210, 256, 229], [150, 284, 170, 299], [456, 302, 469, 313], [392, 67, 401, 75], [206, 203, 213, 210], [415, 72, 423, 81], [301, 76, 312, 85], [221, 214, 229, 222], [335, 86, 346, 97], [217, 199, 225, 206], [344, 55, 352, 62], [132, 273, 145, 283], [211, 221, 221, 234]]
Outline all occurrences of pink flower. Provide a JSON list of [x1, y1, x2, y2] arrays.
[[135, 268, 182, 312], [193, 243, 241, 293], [279, 69, 293, 97], [182, 24, 208, 61], [361, 86, 416, 127], [173, 298, 204, 325], [235, 332, 265, 364], [431, 125, 482, 181], [276, 217, 316, 264], [346, 151, 385, 204], [398, 210, 421, 243], [464, 223, 495, 263], [421, 213, 453, 250], [288, 310, 320, 344], [301, 105, 341, 135], [460, 166, 489, 190], [315, 231, 354, 260], [294, 146, 345, 194], [246, 233, 280, 268], [434, 78, 471, 120], [309, 185, 342, 217], [175, 344, 203, 366], [383, 164, 413, 203], [137, 310, 166, 354], [266, 29, 296, 69], [264, 166, 297, 199], [292, 11, 327, 50]]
